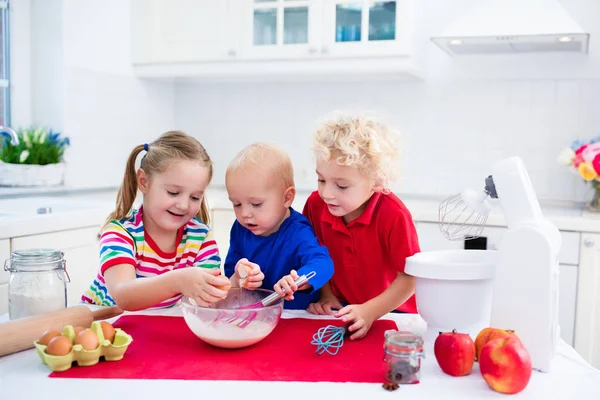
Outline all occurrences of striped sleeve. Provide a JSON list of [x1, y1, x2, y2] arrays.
[[189, 223, 221, 270], [99, 220, 137, 274]]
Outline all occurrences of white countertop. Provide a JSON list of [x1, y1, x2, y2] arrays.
[[0, 307, 599, 399], [1, 186, 599, 241]]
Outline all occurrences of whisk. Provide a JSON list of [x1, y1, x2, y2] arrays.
[[438, 176, 498, 241], [215, 271, 317, 329], [311, 322, 352, 355]]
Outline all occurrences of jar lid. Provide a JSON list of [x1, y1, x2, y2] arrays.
[[7, 249, 64, 271], [384, 330, 424, 356]]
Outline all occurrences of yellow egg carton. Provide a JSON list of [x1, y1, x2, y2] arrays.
[[34, 321, 134, 372]]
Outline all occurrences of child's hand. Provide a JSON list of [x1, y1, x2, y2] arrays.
[[180, 268, 230, 307], [335, 304, 376, 341], [274, 270, 301, 301], [234, 258, 263, 289], [307, 295, 343, 315]]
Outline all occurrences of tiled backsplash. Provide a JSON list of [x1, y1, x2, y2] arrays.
[[174, 79, 600, 203]]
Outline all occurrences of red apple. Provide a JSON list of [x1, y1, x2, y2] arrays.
[[434, 330, 476, 376], [479, 336, 532, 394], [475, 327, 516, 361]]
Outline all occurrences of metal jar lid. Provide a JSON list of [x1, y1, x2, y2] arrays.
[[4, 249, 65, 272]]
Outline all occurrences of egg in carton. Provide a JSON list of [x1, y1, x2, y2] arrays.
[[34, 320, 133, 372]]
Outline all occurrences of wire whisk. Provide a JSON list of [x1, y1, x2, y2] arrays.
[[311, 323, 352, 356]]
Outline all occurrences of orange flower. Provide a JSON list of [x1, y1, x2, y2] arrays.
[[578, 162, 598, 181]]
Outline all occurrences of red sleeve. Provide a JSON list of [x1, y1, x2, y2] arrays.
[[388, 208, 421, 273]]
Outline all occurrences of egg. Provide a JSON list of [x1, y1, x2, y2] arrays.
[[45, 335, 72, 356], [215, 276, 232, 292], [38, 330, 62, 346], [74, 326, 86, 335], [100, 321, 116, 343], [238, 265, 252, 288], [74, 329, 99, 350]]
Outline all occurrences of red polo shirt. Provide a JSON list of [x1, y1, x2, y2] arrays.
[[303, 190, 420, 314]]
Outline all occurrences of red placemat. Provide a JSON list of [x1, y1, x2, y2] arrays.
[[49, 315, 397, 383]]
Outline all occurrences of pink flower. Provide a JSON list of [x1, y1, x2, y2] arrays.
[[582, 142, 600, 162], [593, 153, 600, 175], [573, 153, 584, 167], [575, 144, 588, 155]]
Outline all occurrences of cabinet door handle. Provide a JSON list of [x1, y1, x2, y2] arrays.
[[308, 46, 318, 54], [584, 238, 595, 248], [321, 46, 330, 54], [228, 49, 236, 57]]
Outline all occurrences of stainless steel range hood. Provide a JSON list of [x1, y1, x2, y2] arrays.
[[430, 0, 590, 55]]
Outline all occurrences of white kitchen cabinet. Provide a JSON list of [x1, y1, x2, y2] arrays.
[[0, 239, 12, 314], [237, 0, 321, 59], [575, 232, 600, 369], [321, 0, 412, 57], [131, 0, 236, 64], [211, 209, 237, 270], [131, 0, 420, 80], [0, 238, 10, 285], [0, 284, 7, 315], [10, 227, 101, 307]]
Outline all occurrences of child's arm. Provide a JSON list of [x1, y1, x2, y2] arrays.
[[104, 265, 228, 311], [335, 272, 415, 340], [100, 222, 229, 311], [273, 224, 334, 299], [307, 281, 344, 314], [336, 210, 420, 340]]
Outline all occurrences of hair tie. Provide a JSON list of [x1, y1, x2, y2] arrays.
[[143, 143, 148, 152]]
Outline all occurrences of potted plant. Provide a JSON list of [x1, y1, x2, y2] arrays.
[[0, 127, 70, 187], [557, 135, 600, 212]]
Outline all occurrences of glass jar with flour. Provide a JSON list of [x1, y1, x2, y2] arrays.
[[4, 249, 70, 320]]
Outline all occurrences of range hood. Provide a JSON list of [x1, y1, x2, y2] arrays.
[[431, 0, 590, 55]]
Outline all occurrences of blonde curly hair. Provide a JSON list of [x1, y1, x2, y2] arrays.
[[312, 112, 401, 191]]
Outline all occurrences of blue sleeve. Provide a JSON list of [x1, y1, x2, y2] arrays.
[[224, 222, 244, 278], [294, 225, 334, 293]]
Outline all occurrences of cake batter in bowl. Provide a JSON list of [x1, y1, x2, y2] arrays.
[[181, 288, 284, 349]]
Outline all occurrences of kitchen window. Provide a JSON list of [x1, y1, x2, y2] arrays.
[[0, 0, 10, 126]]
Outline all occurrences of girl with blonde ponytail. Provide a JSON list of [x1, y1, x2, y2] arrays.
[[82, 131, 230, 311]]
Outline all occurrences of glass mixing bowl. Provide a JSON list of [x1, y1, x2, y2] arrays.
[[181, 288, 284, 349]]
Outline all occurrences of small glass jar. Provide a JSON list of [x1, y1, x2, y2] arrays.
[[383, 330, 425, 385], [4, 249, 70, 320]]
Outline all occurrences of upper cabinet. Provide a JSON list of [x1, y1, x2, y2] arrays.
[[130, 0, 420, 80], [131, 0, 237, 64]]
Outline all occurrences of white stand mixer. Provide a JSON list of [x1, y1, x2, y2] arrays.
[[431, 156, 561, 372]]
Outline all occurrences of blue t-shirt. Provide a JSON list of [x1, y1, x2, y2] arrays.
[[224, 208, 334, 310]]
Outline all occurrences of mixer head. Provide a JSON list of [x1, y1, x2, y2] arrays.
[[438, 176, 498, 241]]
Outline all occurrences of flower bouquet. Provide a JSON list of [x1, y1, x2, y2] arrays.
[[557, 135, 600, 212], [0, 127, 70, 187]]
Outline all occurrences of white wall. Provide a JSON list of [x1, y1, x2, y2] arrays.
[[11, 0, 176, 188], [174, 0, 600, 204]]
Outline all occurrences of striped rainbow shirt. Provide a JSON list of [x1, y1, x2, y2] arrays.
[[81, 207, 221, 308]]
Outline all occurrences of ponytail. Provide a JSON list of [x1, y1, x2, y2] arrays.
[[105, 144, 145, 226], [196, 196, 211, 226]]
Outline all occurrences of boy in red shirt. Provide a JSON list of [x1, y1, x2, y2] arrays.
[[303, 112, 421, 340]]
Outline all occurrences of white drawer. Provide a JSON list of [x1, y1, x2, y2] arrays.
[[11, 227, 100, 250], [0, 283, 7, 314], [0, 239, 10, 285]]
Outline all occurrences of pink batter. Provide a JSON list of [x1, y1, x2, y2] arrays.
[[186, 318, 274, 349]]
